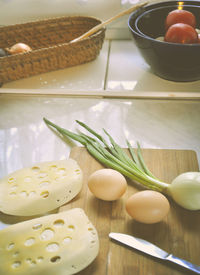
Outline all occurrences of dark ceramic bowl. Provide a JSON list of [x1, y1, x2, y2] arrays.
[[128, 1, 200, 82]]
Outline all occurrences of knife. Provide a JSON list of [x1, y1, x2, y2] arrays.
[[109, 232, 200, 274]]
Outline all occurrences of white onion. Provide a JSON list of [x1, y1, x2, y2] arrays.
[[167, 172, 200, 210]]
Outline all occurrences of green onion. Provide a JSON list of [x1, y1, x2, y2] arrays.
[[43, 118, 200, 210]]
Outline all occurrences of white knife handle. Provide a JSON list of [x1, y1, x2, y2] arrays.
[[167, 254, 200, 274]]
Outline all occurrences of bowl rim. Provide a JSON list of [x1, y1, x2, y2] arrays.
[[128, 1, 200, 47]]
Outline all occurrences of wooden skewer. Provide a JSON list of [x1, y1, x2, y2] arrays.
[[71, 1, 148, 43]]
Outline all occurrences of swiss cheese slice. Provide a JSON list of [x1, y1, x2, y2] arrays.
[[0, 159, 83, 216], [0, 208, 99, 275]]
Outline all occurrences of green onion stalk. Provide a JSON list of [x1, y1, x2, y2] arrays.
[[43, 118, 200, 211]]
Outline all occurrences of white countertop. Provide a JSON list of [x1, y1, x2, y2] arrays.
[[0, 95, 200, 177], [0, 0, 200, 230], [2, 40, 200, 98]]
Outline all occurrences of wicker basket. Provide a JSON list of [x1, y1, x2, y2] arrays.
[[0, 16, 105, 84]]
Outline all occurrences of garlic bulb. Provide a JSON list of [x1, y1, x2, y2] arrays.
[[6, 43, 32, 55]]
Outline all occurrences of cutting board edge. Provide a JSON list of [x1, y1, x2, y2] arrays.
[[70, 146, 199, 170]]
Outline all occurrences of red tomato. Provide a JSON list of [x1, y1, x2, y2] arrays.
[[164, 23, 198, 44], [165, 9, 196, 29]]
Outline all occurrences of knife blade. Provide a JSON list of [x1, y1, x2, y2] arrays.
[[109, 233, 200, 274]]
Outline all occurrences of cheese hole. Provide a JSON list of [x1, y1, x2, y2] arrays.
[[55, 176, 63, 182], [20, 191, 28, 197], [63, 237, 72, 244], [53, 219, 64, 227], [12, 261, 21, 269], [40, 228, 54, 241], [75, 169, 81, 174], [57, 168, 66, 175], [39, 181, 50, 187], [24, 237, 35, 246], [7, 243, 15, 250], [46, 242, 59, 252], [68, 225, 75, 231], [29, 191, 36, 197], [8, 177, 16, 184], [50, 256, 61, 263], [37, 256, 44, 263], [9, 192, 17, 196], [59, 175, 67, 180], [32, 166, 40, 172], [24, 176, 32, 183], [50, 165, 57, 171], [90, 240, 96, 248], [30, 260, 36, 266], [88, 227, 94, 231], [38, 172, 48, 178], [40, 191, 49, 198], [26, 258, 32, 264], [88, 227, 96, 235], [10, 185, 18, 191], [13, 251, 19, 257], [32, 223, 42, 230]]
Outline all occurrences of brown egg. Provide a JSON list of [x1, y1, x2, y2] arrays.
[[88, 169, 127, 201], [125, 190, 170, 224]]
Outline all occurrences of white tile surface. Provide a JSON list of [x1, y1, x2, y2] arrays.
[[2, 41, 109, 90], [0, 95, 199, 177], [3, 40, 200, 97], [106, 40, 200, 93]]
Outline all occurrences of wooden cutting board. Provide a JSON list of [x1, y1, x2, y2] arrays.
[[60, 147, 200, 275]]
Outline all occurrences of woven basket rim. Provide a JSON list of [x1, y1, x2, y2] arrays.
[[0, 15, 103, 29]]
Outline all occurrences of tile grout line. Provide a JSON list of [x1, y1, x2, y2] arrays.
[[103, 39, 112, 91]]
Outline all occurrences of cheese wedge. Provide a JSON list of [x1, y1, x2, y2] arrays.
[[0, 159, 83, 216], [0, 208, 99, 275]]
